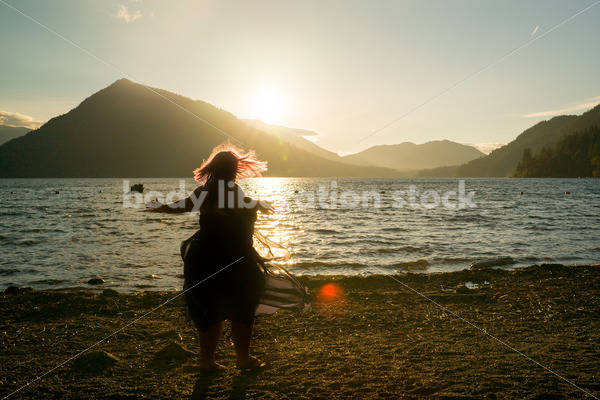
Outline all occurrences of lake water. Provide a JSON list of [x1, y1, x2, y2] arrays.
[[1, 178, 599, 292]]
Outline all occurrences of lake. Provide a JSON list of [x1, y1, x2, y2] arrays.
[[1, 177, 598, 292]]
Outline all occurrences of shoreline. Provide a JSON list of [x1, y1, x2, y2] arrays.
[[1, 263, 599, 399], [4, 261, 598, 293], [5, 261, 599, 295]]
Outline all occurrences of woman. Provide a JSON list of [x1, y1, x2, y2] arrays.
[[148, 144, 273, 370]]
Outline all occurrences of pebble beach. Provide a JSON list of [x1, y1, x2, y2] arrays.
[[1, 263, 599, 399]]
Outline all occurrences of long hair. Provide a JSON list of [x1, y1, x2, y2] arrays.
[[193, 144, 268, 186]]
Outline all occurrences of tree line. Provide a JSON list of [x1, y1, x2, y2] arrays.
[[513, 126, 600, 177]]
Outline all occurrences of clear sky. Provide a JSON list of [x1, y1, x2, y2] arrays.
[[1, 0, 599, 155]]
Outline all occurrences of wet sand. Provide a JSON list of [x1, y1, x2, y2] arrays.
[[1, 264, 599, 399]]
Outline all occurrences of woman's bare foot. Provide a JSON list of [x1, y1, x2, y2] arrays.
[[235, 355, 266, 369], [198, 361, 227, 372], [198, 356, 227, 371]]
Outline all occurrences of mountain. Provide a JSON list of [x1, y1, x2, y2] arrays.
[[513, 126, 600, 177], [243, 121, 486, 173], [419, 104, 600, 177], [242, 119, 342, 162], [341, 140, 485, 171], [0, 125, 30, 146], [0, 79, 400, 178]]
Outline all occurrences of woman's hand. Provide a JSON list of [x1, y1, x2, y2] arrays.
[[257, 200, 274, 214], [145, 201, 163, 212]]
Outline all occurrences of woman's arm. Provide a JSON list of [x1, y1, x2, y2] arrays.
[[233, 184, 273, 214], [244, 197, 274, 214], [146, 186, 206, 213]]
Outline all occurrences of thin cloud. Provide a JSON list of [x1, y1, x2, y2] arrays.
[[523, 96, 600, 118], [0, 111, 44, 129], [111, 5, 142, 23], [529, 25, 539, 40], [303, 134, 321, 143], [463, 142, 506, 155]]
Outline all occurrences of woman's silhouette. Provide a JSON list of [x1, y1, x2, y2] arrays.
[[149, 144, 272, 370]]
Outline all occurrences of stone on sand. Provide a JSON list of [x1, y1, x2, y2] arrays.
[[454, 284, 473, 294], [2, 286, 33, 295], [100, 288, 119, 298], [153, 342, 194, 364], [73, 351, 119, 373]]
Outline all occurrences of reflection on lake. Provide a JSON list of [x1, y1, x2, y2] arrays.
[[1, 177, 599, 292]]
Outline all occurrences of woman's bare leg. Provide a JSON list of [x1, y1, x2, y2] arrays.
[[231, 321, 264, 368], [198, 321, 225, 369]]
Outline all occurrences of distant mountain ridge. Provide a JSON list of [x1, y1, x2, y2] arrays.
[[0, 79, 400, 178], [4, 79, 596, 178], [419, 104, 600, 177], [342, 140, 485, 171], [243, 120, 487, 171], [0, 125, 30, 146]]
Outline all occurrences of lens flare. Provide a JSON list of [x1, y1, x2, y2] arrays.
[[316, 283, 348, 318]]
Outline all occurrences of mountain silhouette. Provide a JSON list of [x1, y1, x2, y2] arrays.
[[243, 120, 486, 171], [0, 125, 30, 146], [0, 79, 399, 178], [342, 140, 484, 171], [419, 104, 600, 177]]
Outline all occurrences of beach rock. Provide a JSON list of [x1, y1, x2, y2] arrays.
[[153, 342, 194, 365], [454, 284, 472, 294], [73, 351, 119, 373], [100, 288, 119, 298], [2, 286, 33, 295], [130, 183, 145, 193], [470, 257, 515, 270], [87, 278, 105, 285]]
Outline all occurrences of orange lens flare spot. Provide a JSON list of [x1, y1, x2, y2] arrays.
[[318, 283, 343, 301], [316, 283, 348, 318]]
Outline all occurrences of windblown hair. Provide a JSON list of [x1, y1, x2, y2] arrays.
[[193, 144, 268, 185]]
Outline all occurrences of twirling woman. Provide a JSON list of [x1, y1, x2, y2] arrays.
[[149, 144, 273, 370]]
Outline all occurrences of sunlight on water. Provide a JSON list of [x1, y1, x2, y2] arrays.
[[1, 177, 599, 292]]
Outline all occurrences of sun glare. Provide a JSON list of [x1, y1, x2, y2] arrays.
[[253, 88, 284, 123]]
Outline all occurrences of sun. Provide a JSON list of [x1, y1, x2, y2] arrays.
[[253, 87, 285, 123]]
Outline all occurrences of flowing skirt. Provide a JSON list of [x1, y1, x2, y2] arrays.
[[181, 230, 309, 330], [182, 230, 265, 331]]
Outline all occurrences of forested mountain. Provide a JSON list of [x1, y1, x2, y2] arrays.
[[419, 104, 600, 177], [0, 79, 399, 178], [513, 126, 600, 177], [4, 79, 597, 178], [342, 140, 484, 171], [0, 125, 30, 146]]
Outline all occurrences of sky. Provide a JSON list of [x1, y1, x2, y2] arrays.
[[1, 0, 599, 155]]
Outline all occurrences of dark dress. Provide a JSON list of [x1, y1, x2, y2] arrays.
[[183, 208, 266, 331]]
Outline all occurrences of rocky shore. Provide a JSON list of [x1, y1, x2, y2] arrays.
[[1, 264, 599, 399]]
